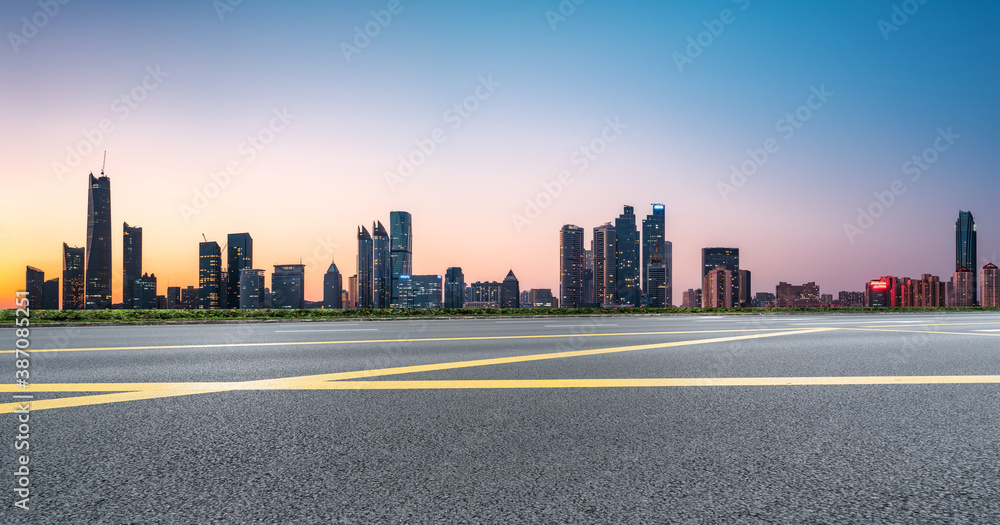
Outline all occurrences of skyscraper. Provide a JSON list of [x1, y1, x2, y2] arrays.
[[122, 222, 142, 309], [646, 250, 667, 308], [468, 281, 502, 307], [593, 223, 616, 306], [227, 233, 253, 309], [272, 264, 305, 309], [85, 172, 112, 309], [952, 267, 975, 307], [703, 267, 733, 308], [373, 221, 391, 308], [663, 240, 673, 307], [582, 246, 594, 305], [181, 286, 198, 309], [166, 286, 181, 309], [982, 263, 999, 308], [198, 241, 222, 309], [347, 275, 358, 309], [240, 269, 266, 309], [323, 260, 343, 309], [356, 226, 374, 309], [62, 243, 85, 310], [43, 278, 59, 310], [133, 273, 157, 309], [956, 211, 977, 305], [641, 204, 667, 299], [25, 267, 44, 307], [559, 224, 584, 308], [389, 210, 412, 307], [702, 247, 740, 308], [738, 270, 752, 306], [444, 267, 465, 309], [615, 206, 640, 307], [501, 270, 520, 308]]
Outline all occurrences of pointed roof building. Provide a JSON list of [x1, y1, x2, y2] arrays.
[[501, 269, 520, 308]]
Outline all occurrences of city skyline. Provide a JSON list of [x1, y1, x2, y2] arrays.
[[2, 1, 999, 308], [13, 176, 997, 309]]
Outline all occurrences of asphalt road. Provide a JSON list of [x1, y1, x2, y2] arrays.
[[2, 312, 999, 523]]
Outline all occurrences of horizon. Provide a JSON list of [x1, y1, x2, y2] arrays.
[[2, 0, 998, 309]]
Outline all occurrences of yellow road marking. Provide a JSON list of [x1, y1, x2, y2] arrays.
[[0, 329, 832, 413], [5, 373, 999, 413], [846, 328, 1000, 337], [0, 328, 805, 354], [860, 321, 1000, 328], [272, 376, 1000, 389], [290, 328, 837, 382]]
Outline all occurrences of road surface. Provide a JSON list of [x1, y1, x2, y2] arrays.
[[2, 312, 999, 523]]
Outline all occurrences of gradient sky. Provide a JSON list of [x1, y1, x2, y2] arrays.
[[2, 0, 998, 309]]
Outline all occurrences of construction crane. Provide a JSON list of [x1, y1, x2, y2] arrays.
[[202, 234, 208, 243], [101, 151, 106, 175]]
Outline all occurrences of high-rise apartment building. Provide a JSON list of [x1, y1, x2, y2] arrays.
[[123, 222, 142, 309], [85, 173, 112, 309], [389, 211, 412, 307], [702, 248, 740, 307], [982, 263, 999, 307], [593, 223, 616, 306], [560, 224, 584, 308], [227, 233, 253, 309], [703, 267, 733, 308], [952, 267, 975, 307], [198, 241, 222, 309], [468, 281, 502, 307]]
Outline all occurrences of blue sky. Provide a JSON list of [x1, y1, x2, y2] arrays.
[[1, 0, 997, 305]]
